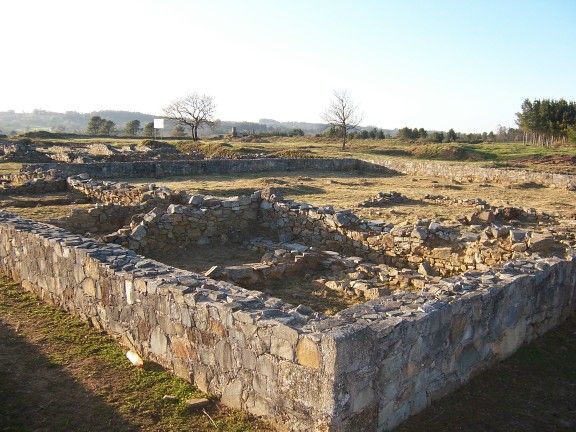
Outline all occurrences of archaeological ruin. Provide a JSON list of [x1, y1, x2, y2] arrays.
[[0, 141, 575, 431]]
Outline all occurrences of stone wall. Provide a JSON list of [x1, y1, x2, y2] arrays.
[[67, 175, 181, 205], [76, 183, 560, 296], [106, 192, 262, 253], [23, 158, 392, 179], [22, 156, 576, 190], [326, 256, 576, 430], [366, 158, 576, 190], [52, 203, 153, 235], [0, 169, 66, 195], [0, 212, 335, 431], [258, 194, 549, 278], [0, 212, 575, 430]]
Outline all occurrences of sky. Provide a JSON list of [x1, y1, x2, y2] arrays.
[[1, 0, 575, 132]]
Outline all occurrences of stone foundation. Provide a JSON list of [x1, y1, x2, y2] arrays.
[[0, 213, 335, 430], [367, 158, 576, 190], [23, 157, 392, 179], [1, 210, 575, 431], [21, 156, 576, 190], [0, 169, 66, 195]]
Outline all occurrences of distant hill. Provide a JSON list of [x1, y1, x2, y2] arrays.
[[0, 109, 156, 134], [0, 109, 396, 137]]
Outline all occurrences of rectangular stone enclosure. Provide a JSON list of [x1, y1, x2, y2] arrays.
[[1, 210, 575, 430]]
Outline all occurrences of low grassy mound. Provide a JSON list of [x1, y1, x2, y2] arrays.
[[268, 149, 317, 158], [410, 144, 492, 161], [201, 142, 243, 158], [20, 131, 66, 139], [138, 139, 174, 149]]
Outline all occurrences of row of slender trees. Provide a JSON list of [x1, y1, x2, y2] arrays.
[[516, 98, 576, 145], [349, 128, 388, 140], [396, 127, 498, 144]]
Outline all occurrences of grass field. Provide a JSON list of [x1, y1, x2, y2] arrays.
[[0, 162, 22, 175], [0, 191, 91, 221], [21, 135, 576, 160]]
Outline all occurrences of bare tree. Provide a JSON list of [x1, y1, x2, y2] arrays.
[[322, 90, 362, 150], [163, 93, 216, 141]]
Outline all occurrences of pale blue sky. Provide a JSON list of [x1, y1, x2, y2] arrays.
[[1, 0, 574, 131]]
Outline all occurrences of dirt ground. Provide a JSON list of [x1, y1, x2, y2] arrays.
[[146, 244, 358, 315], [146, 244, 263, 274]]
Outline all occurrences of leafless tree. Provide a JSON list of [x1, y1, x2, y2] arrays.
[[322, 90, 362, 150], [163, 93, 216, 141]]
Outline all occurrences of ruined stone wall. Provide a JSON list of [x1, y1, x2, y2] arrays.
[[52, 203, 152, 235], [107, 193, 262, 253], [23, 157, 391, 179], [0, 213, 336, 431], [67, 175, 181, 205], [366, 158, 576, 190], [0, 212, 575, 431], [326, 256, 576, 430], [258, 197, 542, 279], [0, 169, 66, 195], [22, 156, 576, 190]]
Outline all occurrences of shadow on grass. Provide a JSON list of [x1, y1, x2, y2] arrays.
[[359, 197, 431, 209], [0, 321, 138, 432], [434, 184, 464, 190], [511, 181, 547, 189], [194, 187, 262, 197]]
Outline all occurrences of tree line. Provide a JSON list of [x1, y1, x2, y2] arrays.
[[396, 127, 497, 144], [83, 95, 576, 148], [516, 98, 576, 145], [86, 116, 116, 135], [86, 116, 158, 137]]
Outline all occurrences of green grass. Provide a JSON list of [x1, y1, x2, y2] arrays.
[[471, 141, 576, 160], [0, 276, 271, 432]]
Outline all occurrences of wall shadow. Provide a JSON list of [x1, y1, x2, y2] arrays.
[[0, 321, 139, 432]]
